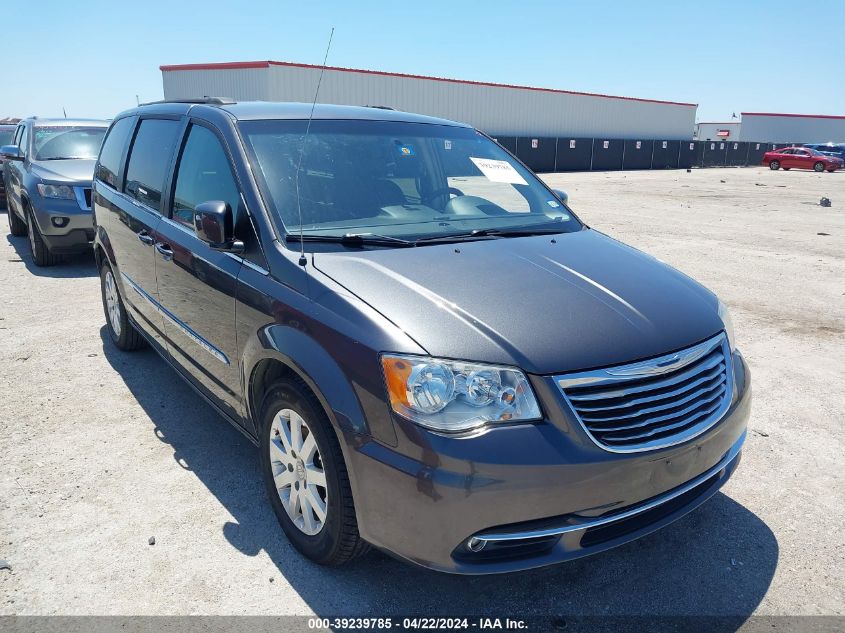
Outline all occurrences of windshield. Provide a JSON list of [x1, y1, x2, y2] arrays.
[[240, 120, 581, 242], [0, 130, 13, 146], [33, 126, 107, 160]]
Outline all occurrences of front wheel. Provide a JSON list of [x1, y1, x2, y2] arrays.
[[769, 160, 780, 170], [8, 204, 26, 237], [814, 161, 825, 172], [259, 379, 369, 566], [26, 206, 60, 266]]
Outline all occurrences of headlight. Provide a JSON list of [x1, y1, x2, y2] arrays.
[[37, 183, 75, 199], [718, 300, 736, 352], [381, 354, 542, 433]]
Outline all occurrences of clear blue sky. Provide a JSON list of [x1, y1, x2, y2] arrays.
[[5, 0, 843, 122]]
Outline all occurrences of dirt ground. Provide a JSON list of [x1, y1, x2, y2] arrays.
[[0, 166, 843, 619]]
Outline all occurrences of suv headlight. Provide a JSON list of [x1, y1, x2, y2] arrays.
[[37, 183, 75, 200], [718, 300, 736, 352], [381, 354, 542, 433]]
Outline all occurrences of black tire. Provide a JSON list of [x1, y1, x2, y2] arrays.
[[769, 160, 780, 170], [814, 161, 825, 172], [25, 205, 60, 266], [99, 262, 145, 351], [259, 379, 369, 566], [8, 203, 26, 236]]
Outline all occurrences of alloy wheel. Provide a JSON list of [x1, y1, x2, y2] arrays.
[[104, 269, 122, 337], [269, 408, 328, 535], [27, 213, 37, 256]]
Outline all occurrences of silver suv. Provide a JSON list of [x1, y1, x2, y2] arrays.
[[1, 118, 109, 266]]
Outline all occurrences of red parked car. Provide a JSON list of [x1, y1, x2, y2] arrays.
[[762, 146, 843, 172]]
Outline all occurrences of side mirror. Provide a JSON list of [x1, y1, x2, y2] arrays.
[[0, 145, 22, 161], [193, 201, 244, 253], [552, 188, 569, 204]]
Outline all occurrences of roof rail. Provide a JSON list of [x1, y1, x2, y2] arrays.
[[363, 105, 396, 110], [140, 97, 236, 106]]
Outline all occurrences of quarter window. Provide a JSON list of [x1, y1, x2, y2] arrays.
[[124, 119, 181, 212], [172, 124, 241, 227], [96, 117, 135, 189]]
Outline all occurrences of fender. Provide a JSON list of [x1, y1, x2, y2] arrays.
[[93, 224, 117, 270], [243, 324, 371, 441]]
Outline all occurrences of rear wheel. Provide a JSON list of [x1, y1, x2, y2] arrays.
[[26, 205, 60, 266], [100, 262, 145, 350], [259, 379, 369, 566], [769, 160, 780, 170], [814, 161, 825, 172], [7, 203, 26, 236]]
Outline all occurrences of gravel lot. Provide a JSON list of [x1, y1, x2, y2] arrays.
[[1, 167, 843, 620]]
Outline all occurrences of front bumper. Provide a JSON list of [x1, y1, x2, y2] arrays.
[[30, 190, 94, 254], [346, 351, 751, 574]]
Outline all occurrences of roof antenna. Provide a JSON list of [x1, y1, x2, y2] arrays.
[[295, 26, 334, 267], [62, 107, 67, 119]]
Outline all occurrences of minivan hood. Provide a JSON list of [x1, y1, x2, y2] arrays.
[[313, 229, 723, 374], [31, 159, 96, 184]]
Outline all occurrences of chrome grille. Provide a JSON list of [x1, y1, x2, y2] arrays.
[[556, 334, 732, 452]]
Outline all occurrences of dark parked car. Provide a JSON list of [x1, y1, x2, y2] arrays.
[[1, 118, 109, 265], [803, 142, 845, 163], [0, 124, 16, 206], [762, 145, 843, 172], [93, 99, 750, 574]]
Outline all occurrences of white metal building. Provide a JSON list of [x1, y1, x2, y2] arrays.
[[739, 112, 845, 143], [695, 121, 741, 141], [161, 60, 698, 140]]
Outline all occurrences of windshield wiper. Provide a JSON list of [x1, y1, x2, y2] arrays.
[[39, 156, 91, 161], [414, 226, 567, 244], [285, 232, 416, 247]]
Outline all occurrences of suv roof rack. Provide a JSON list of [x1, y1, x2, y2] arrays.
[[364, 105, 396, 110], [140, 97, 236, 106]]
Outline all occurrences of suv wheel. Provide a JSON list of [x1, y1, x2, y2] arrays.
[[26, 205, 60, 266], [8, 203, 26, 237], [100, 262, 145, 350], [259, 379, 369, 565]]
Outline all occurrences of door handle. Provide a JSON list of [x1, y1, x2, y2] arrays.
[[155, 242, 173, 260], [137, 230, 154, 245]]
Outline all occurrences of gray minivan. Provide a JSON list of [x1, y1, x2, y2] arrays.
[[92, 99, 751, 574]]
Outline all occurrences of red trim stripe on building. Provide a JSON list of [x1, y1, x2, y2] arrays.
[[741, 112, 845, 120], [159, 60, 698, 108]]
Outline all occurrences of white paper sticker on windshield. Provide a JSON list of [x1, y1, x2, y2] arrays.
[[469, 157, 528, 185]]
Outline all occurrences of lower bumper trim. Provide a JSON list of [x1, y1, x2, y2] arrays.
[[473, 430, 746, 546]]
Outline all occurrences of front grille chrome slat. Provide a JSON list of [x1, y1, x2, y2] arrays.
[[581, 379, 726, 426], [565, 352, 724, 402], [556, 333, 733, 453], [599, 397, 724, 443], [574, 363, 725, 413]]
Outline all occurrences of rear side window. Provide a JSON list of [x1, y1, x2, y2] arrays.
[[172, 124, 240, 227], [125, 119, 181, 212], [96, 117, 135, 189]]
